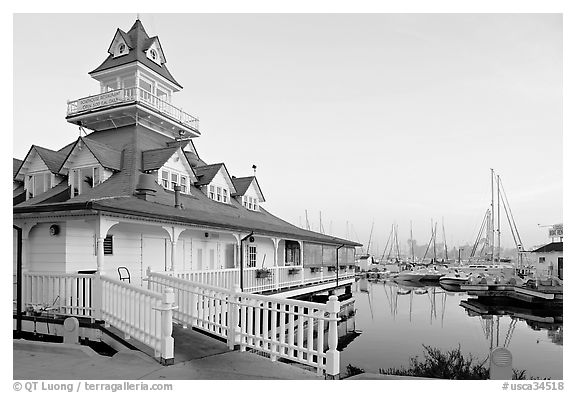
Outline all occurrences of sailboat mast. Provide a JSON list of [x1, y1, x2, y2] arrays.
[[395, 224, 401, 261], [366, 222, 374, 255], [433, 222, 438, 263], [490, 168, 495, 263], [496, 174, 501, 262], [410, 220, 415, 263], [442, 218, 448, 262]]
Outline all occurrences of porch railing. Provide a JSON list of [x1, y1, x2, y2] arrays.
[[19, 272, 176, 365], [66, 87, 199, 131], [22, 272, 95, 317], [146, 269, 341, 377], [171, 265, 356, 294]]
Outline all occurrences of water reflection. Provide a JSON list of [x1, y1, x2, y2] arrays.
[[339, 277, 562, 379]]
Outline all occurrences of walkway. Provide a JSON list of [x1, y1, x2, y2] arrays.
[[13, 326, 321, 380]]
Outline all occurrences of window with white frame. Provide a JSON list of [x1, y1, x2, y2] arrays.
[[207, 184, 230, 204], [247, 245, 257, 268], [180, 176, 188, 193], [70, 166, 102, 197], [242, 195, 259, 211], [26, 172, 52, 199], [158, 169, 190, 194]]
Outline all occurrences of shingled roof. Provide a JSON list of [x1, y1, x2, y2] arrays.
[[141, 146, 182, 171], [90, 20, 182, 88], [231, 176, 265, 201], [193, 164, 223, 186], [59, 137, 122, 173], [15, 145, 68, 180], [532, 242, 563, 253], [13, 158, 23, 179]]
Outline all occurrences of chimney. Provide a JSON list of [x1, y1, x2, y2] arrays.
[[135, 173, 157, 201], [174, 185, 182, 209]]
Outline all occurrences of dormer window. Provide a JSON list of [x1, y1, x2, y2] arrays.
[[207, 184, 230, 204], [70, 166, 102, 197], [26, 172, 52, 200], [243, 195, 259, 211], [158, 169, 190, 194]]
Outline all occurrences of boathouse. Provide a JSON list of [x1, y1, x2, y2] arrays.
[[13, 19, 360, 377], [531, 242, 563, 280]]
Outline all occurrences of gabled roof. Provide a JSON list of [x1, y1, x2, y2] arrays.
[[15, 145, 67, 180], [532, 242, 563, 253], [59, 137, 122, 173], [231, 176, 266, 202], [34, 146, 68, 173], [13, 158, 23, 179], [107, 28, 134, 53], [184, 151, 206, 168], [90, 19, 182, 89], [141, 146, 196, 180], [193, 163, 236, 193]]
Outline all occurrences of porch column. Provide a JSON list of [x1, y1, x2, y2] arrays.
[[272, 237, 280, 290], [298, 241, 305, 285], [20, 222, 36, 274], [94, 217, 119, 274], [232, 233, 242, 290], [93, 217, 118, 321], [161, 226, 187, 272], [17, 222, 37, 312]]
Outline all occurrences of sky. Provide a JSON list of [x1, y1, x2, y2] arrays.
[[11, 13, 563, 253]]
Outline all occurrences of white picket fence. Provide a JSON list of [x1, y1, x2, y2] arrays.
[[146, 269, 341, 376]]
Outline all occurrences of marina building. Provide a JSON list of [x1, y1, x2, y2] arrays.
[[13, 19, 360, 376]]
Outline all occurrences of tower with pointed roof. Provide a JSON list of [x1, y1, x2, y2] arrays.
[[66, 19, 199, 139]]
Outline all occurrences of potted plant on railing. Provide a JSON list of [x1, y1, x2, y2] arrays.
[[256, 267, 272, 279], [309, 266, 321, 273], [288, 267, 301, 275], [339, 265, 347, 270], [327, 265, 337, 272]]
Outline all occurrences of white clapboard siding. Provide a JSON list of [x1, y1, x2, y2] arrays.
[[28, 223, 66, 272]]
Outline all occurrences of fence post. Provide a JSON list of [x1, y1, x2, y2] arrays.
[[325, 295, 340, 380], [227, 285, 241, 349], [146, 267, 152, 291], [159, 288, 176, 366]]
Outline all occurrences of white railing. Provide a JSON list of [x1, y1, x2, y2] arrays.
[[22, 272, 95, 317], [147, 270, 229, 340], [67, 87, 199, 131], [146, 269, 341, 377], [174, 268, 239, 292], [101, 275, 175, 364], [170, 264, 356, 294]]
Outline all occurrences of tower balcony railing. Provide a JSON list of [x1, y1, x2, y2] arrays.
[[66, 87, 199, 131]]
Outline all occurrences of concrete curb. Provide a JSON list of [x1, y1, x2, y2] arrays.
[[13, 339, 98, 358], [111, 349, 159, 365]]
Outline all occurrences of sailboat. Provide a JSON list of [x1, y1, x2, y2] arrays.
[[356, 222, 375, 271], [461, 169, 520, 277]]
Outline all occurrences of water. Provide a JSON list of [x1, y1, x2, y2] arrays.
[[338, 278, 563, 379]]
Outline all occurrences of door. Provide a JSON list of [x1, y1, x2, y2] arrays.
[[558, 257, 563, 280]]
